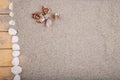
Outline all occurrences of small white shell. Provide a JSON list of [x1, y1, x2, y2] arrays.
[[12, 57, 19, 66], [13, 75, 21, 80], [9, 20, 15, 25], [9, 12, 14, 17], [12, 51, 20, 57], [9, 2, 13, 10], [12, 36, 19, 43], [8, 28, 17, 36], [55, 13, 59, 16], [11, 66, 22, 75], [12, 44, 20, 51], [46, 19, 52, 27]]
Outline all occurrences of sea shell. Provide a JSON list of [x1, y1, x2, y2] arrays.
[[12, 36, 19, 43], [12, 44, 20, 51], [46, 19, 52, 27], [8, 28, 17, 36], [9, 20, 15, 25], [9, 12, 14, 17], [55, 13, 59, 15], [9, 2, 13, 10], [40, 15, 46, 23], [13, 75, 21, 80], [44, 13, 51, 19], [53, 13, 60, 20], [11, 66, 22, 75], [43, 8, 49, 14], [12, 51, 20, 57], [12, 57, 19, 66]]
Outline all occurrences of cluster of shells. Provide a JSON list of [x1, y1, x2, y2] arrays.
[[9, 2, 22, 80], [32, 6, 60, 27]]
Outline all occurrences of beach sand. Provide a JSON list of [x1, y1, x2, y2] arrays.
[[13, 0, 120, 80]]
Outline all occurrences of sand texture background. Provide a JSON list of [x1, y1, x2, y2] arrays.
[[13, 0, 120, 80]]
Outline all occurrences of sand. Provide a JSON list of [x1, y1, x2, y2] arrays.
[[13, 0, 120, 80]]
